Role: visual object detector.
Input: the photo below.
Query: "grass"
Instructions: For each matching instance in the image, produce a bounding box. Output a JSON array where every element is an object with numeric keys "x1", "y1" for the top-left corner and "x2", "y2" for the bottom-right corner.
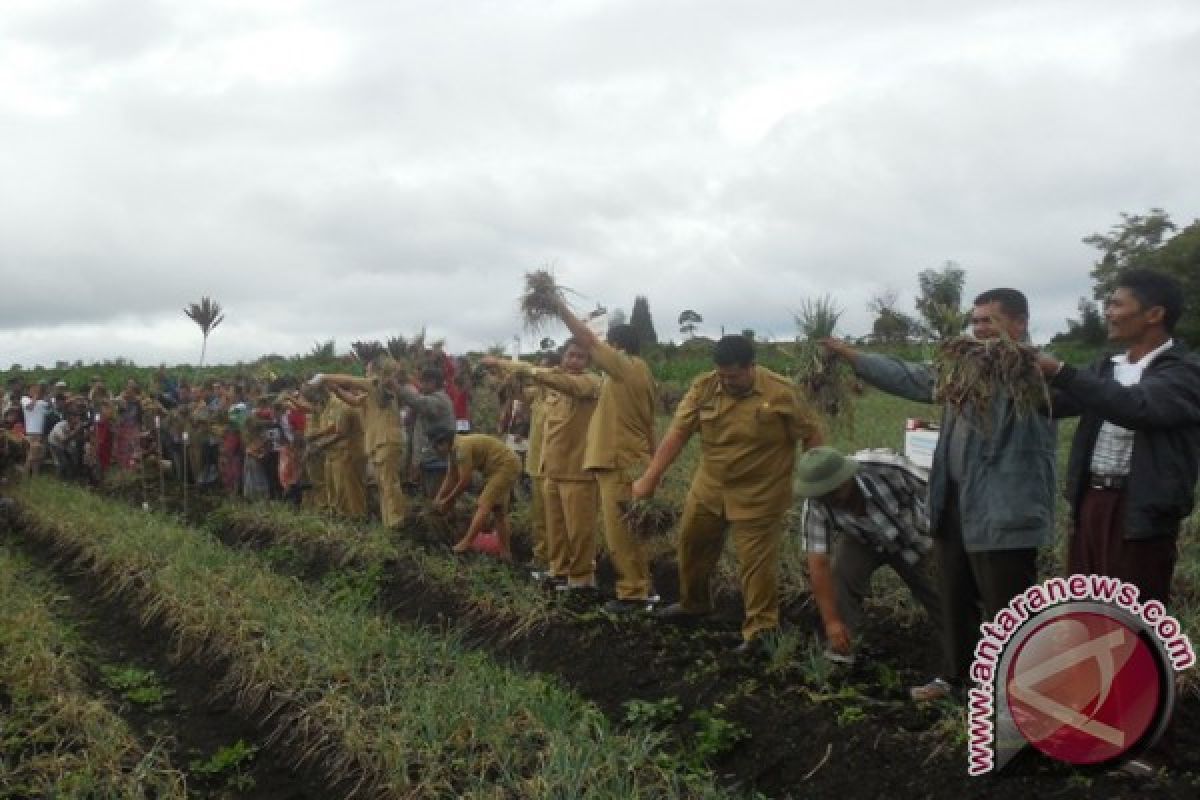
[
  {"x1": 209, "y1": 501, "x2": 560, "y2": 637},
  {"x1": 12, "y1": 479, "x2": 735, "y2": 799},
  {"x1": 0, "y1": 544, "x2": 186, "y2": 800}
]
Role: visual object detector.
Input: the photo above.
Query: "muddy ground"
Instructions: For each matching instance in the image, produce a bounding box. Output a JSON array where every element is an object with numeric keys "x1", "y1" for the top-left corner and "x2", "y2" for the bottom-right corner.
[{"x1": 22, "y1": 478, "x2": 1200, "y2": 799}]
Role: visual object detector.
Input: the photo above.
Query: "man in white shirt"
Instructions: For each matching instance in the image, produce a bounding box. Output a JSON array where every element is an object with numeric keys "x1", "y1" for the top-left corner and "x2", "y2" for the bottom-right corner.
[
  {"x1": 21, "y1": 382, "x2": 51, "y2": 477},
  {"x1": 1040, "y1": 269, "x2": 1200, "y2": 605}
]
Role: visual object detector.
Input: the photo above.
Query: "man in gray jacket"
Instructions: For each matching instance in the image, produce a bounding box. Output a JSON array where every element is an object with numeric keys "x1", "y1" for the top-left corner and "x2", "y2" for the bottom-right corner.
[{"x1": 823, "y1": 288, "x2": 1056, "y2": 701}]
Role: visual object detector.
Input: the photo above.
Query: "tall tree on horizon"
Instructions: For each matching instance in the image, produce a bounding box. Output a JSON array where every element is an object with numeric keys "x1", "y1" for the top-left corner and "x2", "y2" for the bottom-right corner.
[
  {"x1": 630, "y1": 295, "x2": 658, "y2": 346},
  {"x1": 184, "y1": 296, "x2": 225, "y2": 367}
]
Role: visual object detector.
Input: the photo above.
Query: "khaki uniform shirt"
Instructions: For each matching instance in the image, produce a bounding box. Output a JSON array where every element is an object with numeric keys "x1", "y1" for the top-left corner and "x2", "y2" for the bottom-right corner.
[
  {"x1": 325, "y1": 397, "x2": 363, "y2": 459},
  {"x1": 454, "y1": 434, "x2": 520, "y2": 479},
  {"x1": 517, "y1": 366, "x2": 601, "y2": 481},
  {"x1": 355, "y1": 380, "x2": 404, "y2": 454},
  {"x1": 673, "y1": 366, "x2": 822, "y2": 521},
  {"x1": 524, "y1": 386, "x2": 547, "y2": 477},
  {"x1": 582, "y1": 340, "x2": 656, "y2": 472}
]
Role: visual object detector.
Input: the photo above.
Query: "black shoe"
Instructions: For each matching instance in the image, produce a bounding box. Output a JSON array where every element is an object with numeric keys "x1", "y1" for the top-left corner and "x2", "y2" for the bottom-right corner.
[
  {"x1": 655, "y1": 602, "x2": 709, "y2": 622},
  {"x1": 733, "y1": 635, "x2": 773, "y2": 658},
  {"x1": 603, "y1": 598, "x2": 650, "y2": 615}
]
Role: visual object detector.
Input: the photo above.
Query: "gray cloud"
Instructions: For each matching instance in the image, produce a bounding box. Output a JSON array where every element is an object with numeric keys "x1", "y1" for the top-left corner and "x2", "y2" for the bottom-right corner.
[{"x1": 2, "y1": 1, "x2": 1199, "y2": 368}]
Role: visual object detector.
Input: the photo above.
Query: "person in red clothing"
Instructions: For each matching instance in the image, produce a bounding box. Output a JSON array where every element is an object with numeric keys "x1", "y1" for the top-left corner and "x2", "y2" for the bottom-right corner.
[
  {"x1": 434, "y1": 347, "x2": 473, "y2": 432},
  {"x1": 90, "y1": 401, "x2": 115, "y2": 482}
]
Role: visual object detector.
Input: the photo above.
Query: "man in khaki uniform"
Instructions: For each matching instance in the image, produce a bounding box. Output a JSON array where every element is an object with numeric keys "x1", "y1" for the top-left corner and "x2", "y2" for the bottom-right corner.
[
  {"x1": 432, "y1": 429, "x2": 522, "y2": 560},
  {"x1": 553, "y1": 301, "x2": 658, "y2": 613},
  {"x1": 486, "y1": 340, "x2": 602, "y2": 589},
  {"x1": 321, "y1": 392, "x2": 367, "y2": 519},
  {"x1": 320, "y1": 357, "x2": 408, "y2": 528},
  {"x1": 634, "y1": 335, "x2": 823, "y2": 649},
  {"x1": 296, "y1": 386, "x2": 333, "y2": 511},
  {"x1": 524, "y1": 382, "x2": 549, "y2": 571}
]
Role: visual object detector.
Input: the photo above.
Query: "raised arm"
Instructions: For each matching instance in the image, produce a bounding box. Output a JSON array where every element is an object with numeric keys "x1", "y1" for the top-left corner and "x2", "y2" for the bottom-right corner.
[{"x1": 821, "y1": 338, "x2": 935, "y2": 404}]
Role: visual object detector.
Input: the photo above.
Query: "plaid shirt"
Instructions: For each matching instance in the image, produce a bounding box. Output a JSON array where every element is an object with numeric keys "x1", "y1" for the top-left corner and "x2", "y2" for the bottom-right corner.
[
  {"x1": 1089, "y1": 339, "x2": 1174, "y2": 476},
  {"x1": 800, "y1": 451, "x2": 932, "y2": 566}
]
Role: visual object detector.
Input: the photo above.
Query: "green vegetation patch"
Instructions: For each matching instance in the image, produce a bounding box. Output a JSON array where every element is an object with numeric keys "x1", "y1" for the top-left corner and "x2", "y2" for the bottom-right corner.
[
  {"x1": 0, "y1": 544, "x2": 186, "y2": 800},
  {"x1": 14, "y1": 480, "x2": 734, "y2": 799}
]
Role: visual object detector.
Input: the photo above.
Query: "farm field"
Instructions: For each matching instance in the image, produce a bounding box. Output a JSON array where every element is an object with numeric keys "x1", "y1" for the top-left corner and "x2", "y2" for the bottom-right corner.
[{"x1": 2, "y1": 385, "x2": 1199, "y2": 799}]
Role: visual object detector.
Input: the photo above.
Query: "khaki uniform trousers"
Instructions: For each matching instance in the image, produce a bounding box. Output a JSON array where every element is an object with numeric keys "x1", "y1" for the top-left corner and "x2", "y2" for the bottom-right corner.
[
  {"x1": 329, "y1": 452, "x2": 367, "y2": 519},
  {"x1": 594, "y1": 468, "x2": 651, "y2": 600},
  {"x1": 545, "y1": 477, "x2": 599, "y2": 585},
  {"x1": 303, "y1": 454, "x2": 329, "y2": 511},
  {"x1": 530, "y1": 475, "x2": 550, "y2": 569},
  {"x1": 25, "y1": 434, "x2": 46, "y2": 478},
  {"x1": 372, "y1": 443, "x2": 407, "y2": 528},
  {"x1": 677, "y1": 493, "x2": 784, "y2": 641}
]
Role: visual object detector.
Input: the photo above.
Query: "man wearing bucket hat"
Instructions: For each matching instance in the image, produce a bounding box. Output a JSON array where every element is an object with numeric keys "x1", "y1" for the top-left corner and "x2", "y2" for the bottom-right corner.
[{"x1": 795, "y1": 446, "x2": 943, "y2": 665}]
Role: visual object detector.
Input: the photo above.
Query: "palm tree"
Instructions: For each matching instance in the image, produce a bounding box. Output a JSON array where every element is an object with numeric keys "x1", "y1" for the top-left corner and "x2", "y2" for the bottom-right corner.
[{"x1": 184, "y1": 296, "x2": 225, "y2": 367}]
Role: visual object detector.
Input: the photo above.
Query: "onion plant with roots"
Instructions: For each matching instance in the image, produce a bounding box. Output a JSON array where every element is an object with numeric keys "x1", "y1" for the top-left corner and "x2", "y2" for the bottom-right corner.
[
  {"x1": 519, "y1": 269, "x2": 573, "y2": 332},
  {"x1": 794, "y1": 295, "x2": 856, "y2": 431},
  {"x1": 932, "y1": 335, "x2": 1051, "y2": 431}
]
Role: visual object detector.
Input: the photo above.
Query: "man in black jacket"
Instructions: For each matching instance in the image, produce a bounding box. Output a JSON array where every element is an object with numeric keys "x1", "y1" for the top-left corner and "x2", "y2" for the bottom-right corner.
[{"x1": 1040, "y1": 269, "x2": 1200, "y2": 604}]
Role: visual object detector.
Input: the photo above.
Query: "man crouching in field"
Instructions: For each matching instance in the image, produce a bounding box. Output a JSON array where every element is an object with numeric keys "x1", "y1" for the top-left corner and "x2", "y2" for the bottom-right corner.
[{"x1": 796, "y1": 446, "x2": 943, "y2": 664}]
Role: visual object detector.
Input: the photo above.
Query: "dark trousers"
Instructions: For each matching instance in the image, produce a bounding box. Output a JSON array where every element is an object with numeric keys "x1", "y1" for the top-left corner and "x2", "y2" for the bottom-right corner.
[
  {"x1": 1068, "y1": 487, "x2": 1178, "y2": 606},
  {"x1": 936, "y1": 492, "x2": 1038, "y2": 683},
  {"x1": 832, "y1": 533, "x2": 944, "y2": 637}
]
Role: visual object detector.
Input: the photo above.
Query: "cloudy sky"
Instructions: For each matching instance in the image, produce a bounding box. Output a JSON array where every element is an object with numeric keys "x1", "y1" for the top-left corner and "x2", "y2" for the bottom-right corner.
[{"x1": 2, "y1": 0, "x2": 1199, "y2": 369}]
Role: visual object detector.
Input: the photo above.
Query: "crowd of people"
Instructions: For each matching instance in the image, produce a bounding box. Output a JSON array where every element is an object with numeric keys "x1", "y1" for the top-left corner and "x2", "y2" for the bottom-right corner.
[
  {"x1": 2, "y1": 269, "x2": 1198, "y2": 721},
  {"x1": 0, "y1": 349, "x2": 475, "y2": 514}
]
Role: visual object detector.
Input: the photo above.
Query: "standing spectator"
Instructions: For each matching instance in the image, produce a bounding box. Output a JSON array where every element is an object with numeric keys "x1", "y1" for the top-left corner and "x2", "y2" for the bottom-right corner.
[
  {"x1": 398, "y1": 366, "x2": 457, "y2": 498},
  {"x1": 87, "y1": 376, "x2": 109, "y2": 408},
  {"x1": 21, "y1": 382, "x2": 52, "y2": 477},
  {"x1": 320, "y1": 357, "x2": 407, "y2": 528},
  {"x1": 635, "y1": 335, "x2": 823, "y2": 651},
  {"x1": 522, "y1": 351, "x2": 560, "y2": 580},
  {"x1": 822, "y1": 288, "x2": 1057, "y2": 701},
  {"x1": 485, "y1": 340, "x2": 602, "y2": 589},
  {"x1": 552, "y1": 303, "x2": 660, "y2": 614},
  {"x1": 115, "y1": 380, "x2": 144, "y2": 470},
  {"x1": 48, "y1": 411, "x2": 89, "y2": 479},
  {"x1": 1039, "y1": 269, "x2": 1200, "y2": 605},
  {"x1": 90, "y1": 402, "x2": 115, "y2": 482}
]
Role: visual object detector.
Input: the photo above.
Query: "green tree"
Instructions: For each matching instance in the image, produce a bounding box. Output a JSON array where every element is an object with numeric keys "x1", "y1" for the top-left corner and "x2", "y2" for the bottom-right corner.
[
  {"x1": 1051, "y1": 298, "x2": 1107, "y2": 346},
  {"x1": 1083, "y1": 211, "x2": 1200, "y2": 346},
  {"x1": 914, "y1": 263, "x2": 969, "y2": 339},
  {"x1": 630, "y1": 295, "x2": 658, "y2": 346},
  {"x1": 677, "y1": 309, "x2": 703, "y2": 339},
  {"x1": 183, "y1": 296, "x2": 225, "y2": 367},
  {"x1": 1084, "y1": 209, "x2": 1176, "y2": 298},
  {"x1": 867, "y1": 289, "x2": 917, "y2": 344}
]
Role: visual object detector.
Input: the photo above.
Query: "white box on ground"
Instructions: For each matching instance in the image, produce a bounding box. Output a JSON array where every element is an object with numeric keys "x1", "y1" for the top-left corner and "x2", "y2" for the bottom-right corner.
[{"x1": 903, "y1": 419, "x2": 940, "y2": 470}]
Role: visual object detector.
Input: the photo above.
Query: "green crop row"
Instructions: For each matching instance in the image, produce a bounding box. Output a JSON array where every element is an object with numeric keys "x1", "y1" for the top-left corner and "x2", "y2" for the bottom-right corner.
[
  {"x1": 12, "y1": 479, "x2": 734, "y2": 799},
  {"x1": 0, "y1": 544, "x2": 186, "y2": 800},
  {"x1": 208, "y1": 501, "x2": 560, "y2": 638}
]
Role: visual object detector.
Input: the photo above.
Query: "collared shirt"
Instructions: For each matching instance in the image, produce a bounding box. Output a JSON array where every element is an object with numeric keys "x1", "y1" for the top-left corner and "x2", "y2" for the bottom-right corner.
[
  {"x1": 1089, "y1": 338, "x2": 1174, "y2": 476},
  {"x1": 801, "y1": 453, "x2": 932, "y2": 565},
  {"x1": 582, "y1": 340, "x2": 657, "y2": 472},
  {"x1": 523, "y1": 385, "x2": 548, "y2": 477},
  {"x1": 21, "y1": 397, "x2": 50, "y2": 435},
  {"x1": 519, "y1": 365, "x2": 601, "y2": 481},
  {"x1": 673, "y1": 366, "x2": 822, "y2": 521}
]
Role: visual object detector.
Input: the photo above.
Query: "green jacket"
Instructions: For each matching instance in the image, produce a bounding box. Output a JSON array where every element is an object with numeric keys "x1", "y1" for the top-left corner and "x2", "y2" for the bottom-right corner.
[{"x1": 854, "y1": 353, "x2": 1057, "y2": 553}]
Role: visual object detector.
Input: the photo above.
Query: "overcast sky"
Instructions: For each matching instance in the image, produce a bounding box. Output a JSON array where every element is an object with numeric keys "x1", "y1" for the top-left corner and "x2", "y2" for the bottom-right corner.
[{"x1": 2, "y1": 0, "x2": 1199, "y2": 369}]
